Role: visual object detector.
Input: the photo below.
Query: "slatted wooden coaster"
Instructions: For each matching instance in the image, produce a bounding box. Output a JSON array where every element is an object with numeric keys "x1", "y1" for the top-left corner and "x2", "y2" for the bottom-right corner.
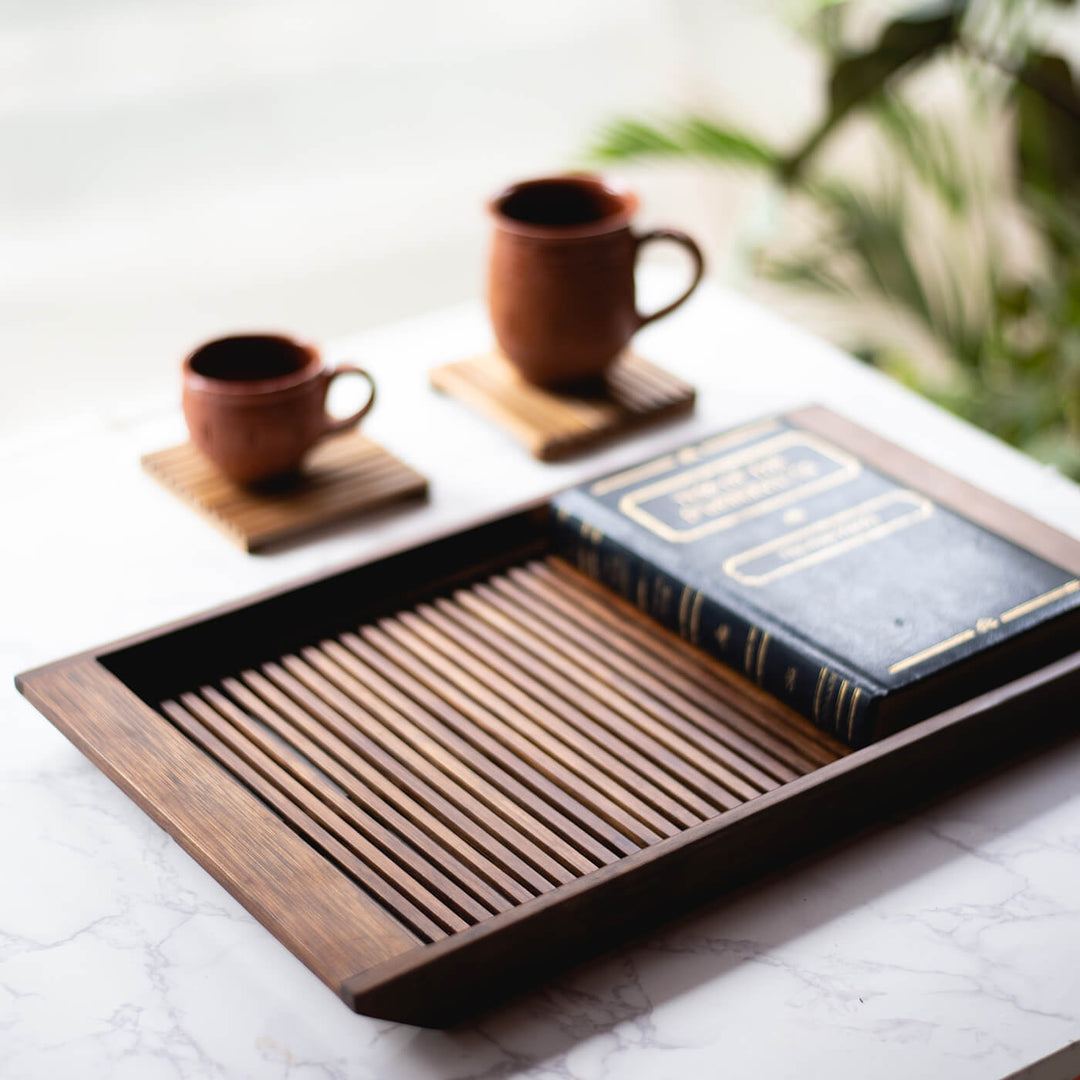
[
  {"x1": 141, "y1": 432, "x2": 427, "y2": 552},
  {"x1": 430, "y1": 350, "x2": 695, "y2": 460}
]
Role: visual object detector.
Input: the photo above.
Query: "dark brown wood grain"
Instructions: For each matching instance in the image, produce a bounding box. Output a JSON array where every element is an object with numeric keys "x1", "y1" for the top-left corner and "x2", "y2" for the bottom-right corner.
[
  {"x1": 343, "y1": 650, "x2": 1080, "y2": 1025},
  {"x1": 429, "y1": 351, "x2": 695, "y2": 460},
  {"x1": 17, "y1": 405, "x2": 1080, "y2": 1027},
  {"x1": 16, "y1": 656, "x2": 419, "y2": 993}
]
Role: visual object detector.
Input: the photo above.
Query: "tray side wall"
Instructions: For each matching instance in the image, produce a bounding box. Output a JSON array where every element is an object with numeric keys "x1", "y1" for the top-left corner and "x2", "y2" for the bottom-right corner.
[
  {"x1": 16, "y1": 405, "x2": 1080, "y2": 1027},
  {"x1": 16, "y1": 658, "x2": 421, "y2": 995},
  {"x1": 343, "y1": 652, "x2": 1080, "y2": 1025}
]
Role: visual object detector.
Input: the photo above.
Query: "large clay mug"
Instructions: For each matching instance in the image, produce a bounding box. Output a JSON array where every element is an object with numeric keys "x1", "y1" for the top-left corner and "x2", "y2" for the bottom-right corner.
[
  {"x1": 181, "y1": 333, "x2": 376, "y2": 484},
  {"x1": 487, "y1": 174, "x2": 705, "y2": 386}
]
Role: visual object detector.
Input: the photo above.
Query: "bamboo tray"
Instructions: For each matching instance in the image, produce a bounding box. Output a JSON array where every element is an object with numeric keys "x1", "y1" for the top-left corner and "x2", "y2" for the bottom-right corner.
[{"x1": 17, "y1": 472, "x2": 1080, "y2": 1028}]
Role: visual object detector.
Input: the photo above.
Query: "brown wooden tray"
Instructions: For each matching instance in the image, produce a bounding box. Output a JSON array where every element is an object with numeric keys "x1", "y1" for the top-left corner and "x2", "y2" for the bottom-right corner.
[{"x1": 18, "y1": 409, "x2": 1080, "y2": 1027}]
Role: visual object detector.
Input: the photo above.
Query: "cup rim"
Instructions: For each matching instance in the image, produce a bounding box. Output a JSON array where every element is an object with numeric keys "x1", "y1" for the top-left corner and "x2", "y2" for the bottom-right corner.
[
  {"x1": 488, "y1": 174, "x2": 638, "y2": 239},
  {"x1": 182, "y1": 333, "x2": 321, "y2": 396}
]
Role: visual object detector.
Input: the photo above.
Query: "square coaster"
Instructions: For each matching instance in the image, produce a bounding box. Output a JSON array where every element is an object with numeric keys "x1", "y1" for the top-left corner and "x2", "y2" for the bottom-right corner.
[
  {"x1": 141, "y1": 432, "x2": 428, "y2": 552},
  {"x1": 429, "y1": 351, "x2": 695, "y2": 461}
]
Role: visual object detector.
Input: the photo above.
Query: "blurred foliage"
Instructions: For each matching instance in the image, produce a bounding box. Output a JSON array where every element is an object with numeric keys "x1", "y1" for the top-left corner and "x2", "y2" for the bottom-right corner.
[{"x1": 590, "y1": 0, "x2": 1080, "y2": 477}]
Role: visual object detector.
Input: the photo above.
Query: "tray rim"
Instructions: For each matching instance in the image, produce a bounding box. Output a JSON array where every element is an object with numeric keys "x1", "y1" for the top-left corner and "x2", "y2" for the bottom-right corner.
[
  {"x1": 15, "y1": 496, "x2": 553, "y2": 687},
  {"x1": 15, "y1": 653, "x2": 422, "y2": 999},
  {"x1": 20, "y1": 630, "x2": 1080, "y2": 1025},
  {"x1": 16, "y1": 403, "x2": 1080, "y2": 1025},
  {"x1": 339, "y1": 648, "x2": 1080, "y2": 1020}
]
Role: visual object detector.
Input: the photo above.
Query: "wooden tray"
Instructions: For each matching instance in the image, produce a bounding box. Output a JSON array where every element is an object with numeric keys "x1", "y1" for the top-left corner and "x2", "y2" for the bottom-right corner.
[
  {"x1": 19, "y1": 420, "x2": 1080, "y2": 1027},
  {"x1": 430, "y1": 351, "x2": 695, "y2": 460},
  {"x1": 142, "y1": 434, "x2": 428, "y2": 551}
]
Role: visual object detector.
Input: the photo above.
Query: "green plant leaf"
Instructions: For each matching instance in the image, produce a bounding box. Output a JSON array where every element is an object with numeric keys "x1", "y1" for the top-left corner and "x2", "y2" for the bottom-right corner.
[
  {"x1": 829, "y1": 6, "x2": 961, "y2": 112},
  {"x1": 874, "y1": 94, "x2": 968, "y2": 212},
  {"x1": 1014, "y1": 51, "x2": 1080, "y2": 199},
  {"x1": 588, "y1": 117, "x2": 779, "y2": 169},
  {"x1": 675, "y1": 118, "x2": 780, "y2": 166},
  {"x1": 588, "y1": 119, "x2": 682, "y2": 160},
  {"x1": 783, "y1": 2, "x2": 963, "y2": 179},
  {"x1": 759, "y1": 253, "x2": 855, "y2": 297},
  {"x1": 808, "y1": 179, "x2": 936, "y2": 329}
]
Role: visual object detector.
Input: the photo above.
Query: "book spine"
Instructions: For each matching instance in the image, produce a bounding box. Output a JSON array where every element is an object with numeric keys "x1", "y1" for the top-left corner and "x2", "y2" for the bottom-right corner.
[{"x1": 552, "y1": 505, "x2": 879, "y2": 747}]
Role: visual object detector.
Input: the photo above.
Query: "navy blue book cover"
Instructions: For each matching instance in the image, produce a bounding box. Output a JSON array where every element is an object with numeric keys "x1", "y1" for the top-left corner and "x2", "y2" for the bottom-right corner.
[{"x1": 551, "y1": 413, "x2": 1080, "y2": 746}]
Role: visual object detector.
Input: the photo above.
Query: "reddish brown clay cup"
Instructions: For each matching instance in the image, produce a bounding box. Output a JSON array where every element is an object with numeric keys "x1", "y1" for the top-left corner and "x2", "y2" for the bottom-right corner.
[
  {"x1": 487, "y1": 174, "x2": 705, "y2": 386},
  {"x1": 181, "y1": 334, "x2": 376, "y2": 484}
]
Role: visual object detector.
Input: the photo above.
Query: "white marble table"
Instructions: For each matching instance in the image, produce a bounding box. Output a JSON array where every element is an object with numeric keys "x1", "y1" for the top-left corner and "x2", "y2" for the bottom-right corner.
[{"x1": 4, "y1": 278, "x2": 1080, "y2": 1079}]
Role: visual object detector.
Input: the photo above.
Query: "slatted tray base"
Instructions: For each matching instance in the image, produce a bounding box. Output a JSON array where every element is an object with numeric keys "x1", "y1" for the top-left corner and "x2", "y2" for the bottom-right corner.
[
  {"x1": 430, "y1": 351, "x2": 695, "y2": 460},
  {"x1": 141, "y1": 433, "x2": 428, "y2": 551},
  {"x1": 158, "y1": 556, "x2": 846, "y2": 944}
]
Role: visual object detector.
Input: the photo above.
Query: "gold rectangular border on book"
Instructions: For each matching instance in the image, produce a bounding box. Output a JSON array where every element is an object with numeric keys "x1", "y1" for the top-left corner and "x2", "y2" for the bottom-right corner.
[
  {"x1": 789, "y1": 406, "x2": 1080, "y2": 578},
  {"x1": 617, "y1": 430, "x2": 861, "y2": 544},
  {"x1": 723, "y1": 490, "x2": 933, "y2": 587}
]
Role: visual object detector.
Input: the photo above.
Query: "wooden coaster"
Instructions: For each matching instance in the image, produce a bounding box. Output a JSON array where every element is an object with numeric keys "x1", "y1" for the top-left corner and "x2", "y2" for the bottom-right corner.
[
  {"x1": 141, "y1": 433, "x2": 428, "y2": 552},
  {"x1": 430, "y1": 351, "x2": 695, "y2": 461}
]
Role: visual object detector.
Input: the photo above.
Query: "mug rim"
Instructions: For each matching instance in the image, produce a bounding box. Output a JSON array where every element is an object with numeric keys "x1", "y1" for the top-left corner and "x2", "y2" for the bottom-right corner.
[
  {"x1": 488, "y1": 174, "x2": 639, "y2": 240},
  {"x1": 182, "y1": 333, "x2": 321, "y2": 397}
]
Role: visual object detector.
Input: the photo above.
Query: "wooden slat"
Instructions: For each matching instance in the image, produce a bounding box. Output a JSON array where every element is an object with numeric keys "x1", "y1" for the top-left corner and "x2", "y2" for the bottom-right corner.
[
  {"x1": 429, "y1": 351, "x2": 695, "y2": 461},
  {"x1": 374, "y1": 615, "x2": 661, "y2": 848},
  {"x1": 544, "y1": 557, "x2": 848, "y2": 764},
  {"x1": 216, "y1": 676, "x2": 531, "y2": 907},
  {"x1": 161, "y1": 699, "x2": 450, "y2": 941},
  {"x1": 271, "y1": 652, "x2": 589, "y2": 883},
  {"x1": 430, "y1": 594, "x2": 739, "y2": 815},
  {"x1": 454, "y1": 586, "x2": 758, "y2": 807},
  {"x1": 192, "y1": 686, "x2": 505, "y2": 922},
  {"x1": 314, "y1": 637, "x2": 615, "y2": 872},
  {"x1": 499, "y1": 567, "x2": 801, "y2": 785},
  {"x1": 415, "y1": 600, "x2": 710, "y2": 826},
  {"x1": 241, "y1": 663, "x2": 559, "y2": 895},
  {"x1": 177, "y1": 691, "x2": 477, "y2": 932},
  {"x1": 524, "y1": 562, "x2": 822, "y2": 775},
  {"x1": 141, "y1": 433, "x2": 428, "y2": 551},
  {"x1": 470, "y1": 579, "x2": 780, "y2": 798},
  {"x1": 398, "y1": 607, "x2": 689, "y2": 837}
]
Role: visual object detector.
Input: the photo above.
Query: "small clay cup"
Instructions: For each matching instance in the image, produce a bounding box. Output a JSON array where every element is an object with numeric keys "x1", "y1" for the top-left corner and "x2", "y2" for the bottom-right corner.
[
  {"x1": 487, "y1": 174, "x2": 705, "y2": 386},
  {"x1": 181, "y1": 334, "x2": 376, "y2": 484}
]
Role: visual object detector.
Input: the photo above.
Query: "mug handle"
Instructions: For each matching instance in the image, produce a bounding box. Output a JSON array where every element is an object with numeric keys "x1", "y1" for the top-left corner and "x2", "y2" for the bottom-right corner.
[
  {"x1": 633, "y1": 229, "x2": 706, "y2": 328},
  {"x1": 320, "y1": 364, "x2": 376, "y2": 438}
]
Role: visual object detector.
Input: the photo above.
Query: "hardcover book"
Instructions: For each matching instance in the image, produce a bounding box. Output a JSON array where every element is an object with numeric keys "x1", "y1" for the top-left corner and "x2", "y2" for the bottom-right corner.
[{"x1": 551, "y1": 406, "x2": 1080, "y2": 747}]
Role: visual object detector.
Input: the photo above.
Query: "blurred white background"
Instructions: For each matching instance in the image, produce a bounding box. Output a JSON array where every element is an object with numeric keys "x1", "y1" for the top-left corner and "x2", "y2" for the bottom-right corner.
[{"x1": 1, "y1": 0, "x2": 824, "y2": 441}]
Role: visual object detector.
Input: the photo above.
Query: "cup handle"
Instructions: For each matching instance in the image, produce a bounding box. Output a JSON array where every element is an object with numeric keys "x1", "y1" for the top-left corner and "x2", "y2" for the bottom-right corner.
[
  {"x1": 633, "y1": 229, "x2": 706, "y2": 328},
  {"x1": 320, "y1": 364, "x2": 376, "y2": 438}
]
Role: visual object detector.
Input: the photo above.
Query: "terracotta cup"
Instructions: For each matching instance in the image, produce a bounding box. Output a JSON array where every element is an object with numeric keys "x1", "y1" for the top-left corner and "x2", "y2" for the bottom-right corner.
[
  {"x1": 181, "y1": 334, "x2": 376, "y2": 484},
  {"x1": 487, "y1": 174, "x2": 705, "y2": 386}
]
